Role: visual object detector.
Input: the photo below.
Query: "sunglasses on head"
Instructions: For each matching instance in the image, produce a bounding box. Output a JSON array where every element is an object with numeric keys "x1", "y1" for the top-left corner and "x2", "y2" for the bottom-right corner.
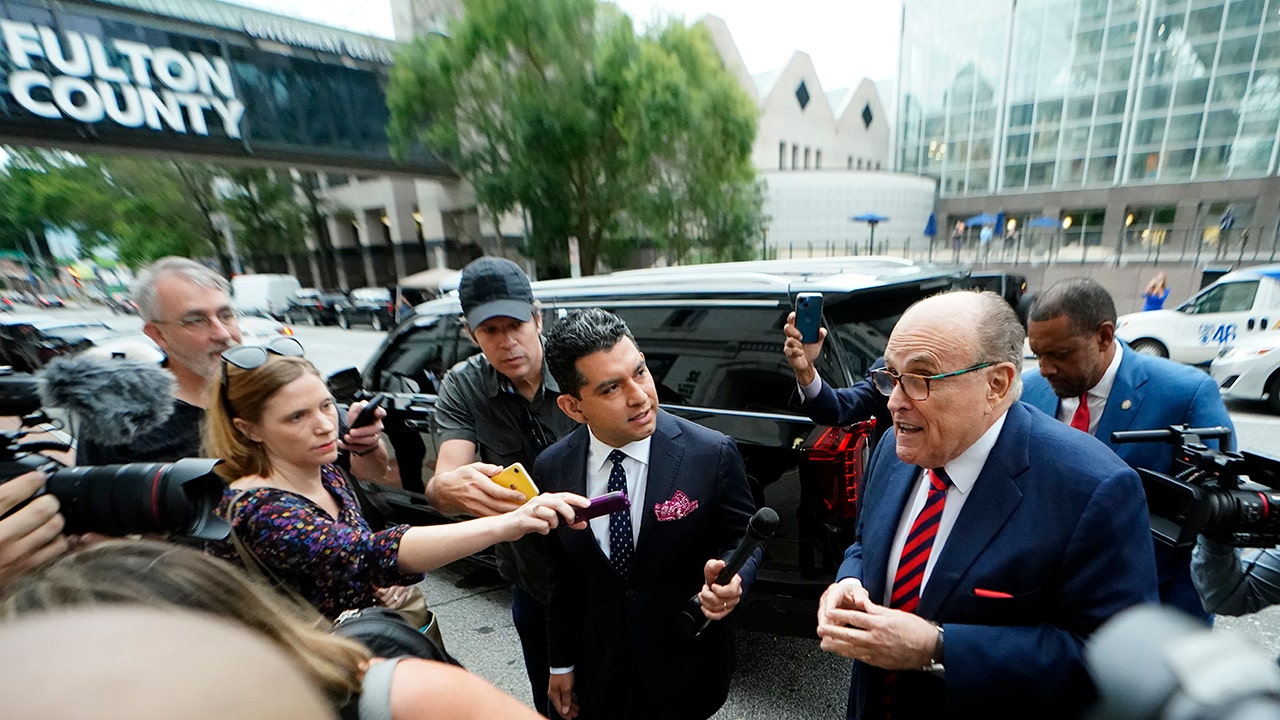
[{"x1": 219, "y1": 336, "x2": 306, "y2": 417}]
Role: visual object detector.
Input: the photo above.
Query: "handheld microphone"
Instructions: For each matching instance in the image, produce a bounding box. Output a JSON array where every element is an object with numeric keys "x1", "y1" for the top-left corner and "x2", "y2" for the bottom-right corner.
[
  {"x1": 39, "y1": 355, "x2": 176, "y2": 445},
  {"x1": 677, "y1": 506, "x2": 779, "y2": 638}
]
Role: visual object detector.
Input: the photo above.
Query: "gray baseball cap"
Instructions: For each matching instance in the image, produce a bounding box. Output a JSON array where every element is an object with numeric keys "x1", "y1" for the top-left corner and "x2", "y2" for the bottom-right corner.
[{"x1": 458, "y1": 257, "x2": 535, "y2": 328}]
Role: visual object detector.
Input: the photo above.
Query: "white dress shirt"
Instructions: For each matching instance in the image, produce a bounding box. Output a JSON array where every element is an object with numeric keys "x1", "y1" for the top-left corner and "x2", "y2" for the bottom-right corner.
[
  {"x1": 1055, "y1": 344, "x2": 1124, "y2": 434},
  {"x1": 882, "y1": 412, "x2": 1008, "y2": 605},
  {"x1": 585, "y1": 430, "x2": 651, "y2": 556}
]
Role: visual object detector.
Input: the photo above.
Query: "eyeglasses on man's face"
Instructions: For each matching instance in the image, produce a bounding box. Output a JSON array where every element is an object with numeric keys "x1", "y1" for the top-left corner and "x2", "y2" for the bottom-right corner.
[
  {"x1": 219, "y1": 336, "x2": 306, "y2": 417},
  {"x1": 160, "y1": 309, "x2": 242, "y2": 332},
  {"x1": 870, "y1": 362, "x2": 994, "y2": 401}
]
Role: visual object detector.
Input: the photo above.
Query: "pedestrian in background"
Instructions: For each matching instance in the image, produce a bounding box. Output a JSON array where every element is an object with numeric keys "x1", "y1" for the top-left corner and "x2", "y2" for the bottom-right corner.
[{"x1": 1142, "y1": 272, "x2": 1169, "y2": 311}]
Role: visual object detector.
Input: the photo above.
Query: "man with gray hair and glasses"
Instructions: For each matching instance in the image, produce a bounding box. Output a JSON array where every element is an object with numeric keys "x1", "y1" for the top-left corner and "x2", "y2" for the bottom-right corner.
[
  {"x1": 817, "y1": 291, "x2": 1156, "y2": 719},
  {"x1": 79, "y1": 258, "x2": 384, "y2": 473}
]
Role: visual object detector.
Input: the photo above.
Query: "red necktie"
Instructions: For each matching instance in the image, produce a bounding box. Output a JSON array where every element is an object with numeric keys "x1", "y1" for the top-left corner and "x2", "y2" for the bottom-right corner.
[
  {"x1": 883, "y1": 468, "x2": 952, "y2": 718},
  {"x1": 889, "y1": 468, "x2": 952, "y2": 613},
  {"x1": 1070, "y1": 394, "x2": 1091, "y2": 433}
]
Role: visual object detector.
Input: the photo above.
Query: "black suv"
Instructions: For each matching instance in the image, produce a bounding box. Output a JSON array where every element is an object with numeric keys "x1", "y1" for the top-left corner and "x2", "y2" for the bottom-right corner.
[
  {"x1": 340, "y1": 257, "x2": 964, "y2": 635},
  {"x1": 285, "y1": 290, "x2": 350, "y2": 326}
]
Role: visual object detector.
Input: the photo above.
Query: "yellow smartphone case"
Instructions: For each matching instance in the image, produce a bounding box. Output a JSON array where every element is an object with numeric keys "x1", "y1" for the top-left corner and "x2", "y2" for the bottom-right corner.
[{"x1": 491, "y1": 462, "x2": 539, "y2": 502}]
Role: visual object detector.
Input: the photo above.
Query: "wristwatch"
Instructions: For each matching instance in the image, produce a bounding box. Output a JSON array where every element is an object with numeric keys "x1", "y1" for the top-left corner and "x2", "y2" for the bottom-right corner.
[{"x1": 922, "y1": 623, "x2": 945, "y2": 677}]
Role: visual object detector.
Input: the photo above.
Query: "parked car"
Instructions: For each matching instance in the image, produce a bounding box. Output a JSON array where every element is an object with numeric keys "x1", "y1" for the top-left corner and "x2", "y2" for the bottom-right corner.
[
  {"x1": 1117, "y1": 264, "x2": 1280, "y2": 365},
  {"x1": 337, "y1": 287, "x2": 395, "y2": 331},
  {"x1": 285, "y1": 290, "x2": 350, "y2": 326},
  {"x1": 1210, "y1": 333, "x2": 1280, "y2": 413},
  {"x1": 334, "y1": 256, "x2": 965, "y2": 635},
  {"x1": 0, "y1": 317, "x2": 113, "y2": 372}
]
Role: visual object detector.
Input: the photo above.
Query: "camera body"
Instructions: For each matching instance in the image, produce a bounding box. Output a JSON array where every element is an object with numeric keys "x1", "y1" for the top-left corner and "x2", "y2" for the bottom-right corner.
[
  {"x1": 0, "y1": 371, "x2": 228, "y2": 541},
  {"x1": 1113, "y1": 425, "x2": 1280, "y2": 548}
]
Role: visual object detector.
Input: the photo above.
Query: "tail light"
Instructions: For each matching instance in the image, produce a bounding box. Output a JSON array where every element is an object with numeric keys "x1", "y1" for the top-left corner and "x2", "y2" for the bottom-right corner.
[{"x1": 803, "y1": 420, "x2": 874, "y2": 519}]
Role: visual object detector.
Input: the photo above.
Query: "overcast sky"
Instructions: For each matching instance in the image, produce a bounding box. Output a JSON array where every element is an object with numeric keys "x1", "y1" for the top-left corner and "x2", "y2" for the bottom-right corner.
[{"x1": 228, "y1": 0, "x2": 902, "y2": 88}]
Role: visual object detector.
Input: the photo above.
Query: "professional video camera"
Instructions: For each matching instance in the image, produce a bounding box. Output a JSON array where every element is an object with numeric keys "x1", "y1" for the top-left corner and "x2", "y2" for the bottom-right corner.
[
  {"x1": 0, "y1": 366, "x2": 228, "y2": 541},
  {"x1": 1112, "y1": 425, "x2": 1280, "y2": 549}
]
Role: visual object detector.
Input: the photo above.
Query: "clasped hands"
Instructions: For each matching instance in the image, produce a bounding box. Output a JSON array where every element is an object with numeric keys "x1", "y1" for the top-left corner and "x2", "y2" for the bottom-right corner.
[{"x1": 816, "y1": 578, "x2": 938, "y2": 670}]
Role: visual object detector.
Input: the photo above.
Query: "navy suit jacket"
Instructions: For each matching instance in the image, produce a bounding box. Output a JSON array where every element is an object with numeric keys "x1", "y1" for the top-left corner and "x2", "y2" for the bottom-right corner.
[
  {"x1": 839, "y1": 402, "x2": 1158, "y2": 720},
  {"x1": 1022, "y1": 344, "x2": 1234, "y2": 618},
  {"x1": 538, "y1": 411, "x2": 758, "y2": 720}
]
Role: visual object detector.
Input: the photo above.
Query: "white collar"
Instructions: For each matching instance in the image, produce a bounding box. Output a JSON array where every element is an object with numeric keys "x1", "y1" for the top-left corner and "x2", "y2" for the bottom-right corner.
[
  {"x1": 587, "y1": 429, "x2": 653, "y2": 473},
  {"x1": 937, "y1": 411, "x2": 1009, "y2": 496},
  {"x1": 1088, "y1": 343, "x2": 1124, "y2": 402}
]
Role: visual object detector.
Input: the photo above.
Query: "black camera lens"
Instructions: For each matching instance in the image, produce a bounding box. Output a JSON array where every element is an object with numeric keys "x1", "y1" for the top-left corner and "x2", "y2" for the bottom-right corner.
[{"x1": 44, "y1": 458, "x2": 229, "y2": 541}]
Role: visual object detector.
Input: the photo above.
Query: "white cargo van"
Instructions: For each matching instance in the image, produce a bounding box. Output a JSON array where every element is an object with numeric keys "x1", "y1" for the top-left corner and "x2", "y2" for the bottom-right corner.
[
  {"x1": 231, "y1": 274, "x2": 302, "y2": 320},
  {"x1": 1116, "y1": 264, "x2": 1280, "y2": 366}
]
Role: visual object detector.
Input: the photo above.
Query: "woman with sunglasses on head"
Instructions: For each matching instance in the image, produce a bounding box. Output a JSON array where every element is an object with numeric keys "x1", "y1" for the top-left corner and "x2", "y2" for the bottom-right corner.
[
  {"x1": 2, "y1": 540, "x2": 545, "y2": 720},
  {"x1": 203, "y1": 338, "x2": 589, "y2": 620}
]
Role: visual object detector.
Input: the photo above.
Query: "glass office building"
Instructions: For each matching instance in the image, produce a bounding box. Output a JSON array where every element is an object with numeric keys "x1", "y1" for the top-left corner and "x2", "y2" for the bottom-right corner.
[{"x1": 898, "y1": 0, "x2": 1280, "y2": 254}]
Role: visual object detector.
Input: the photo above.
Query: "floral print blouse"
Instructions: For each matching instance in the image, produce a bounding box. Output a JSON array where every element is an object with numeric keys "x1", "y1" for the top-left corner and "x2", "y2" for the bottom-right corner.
[{"x1": 208, "y1": 464, "x2": 421, "y2": 619}]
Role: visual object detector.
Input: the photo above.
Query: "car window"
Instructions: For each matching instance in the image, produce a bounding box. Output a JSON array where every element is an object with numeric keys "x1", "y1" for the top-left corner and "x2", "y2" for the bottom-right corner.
[
  {"x1": 373, "y1": 315, "x2": 480, "y2": 394},
  {"x1": 1189, "y1": 280, "x2": 1258, "y2": 314},
  {"x1": 589, "y1": 303, "x2": 812, "y2": 415}
]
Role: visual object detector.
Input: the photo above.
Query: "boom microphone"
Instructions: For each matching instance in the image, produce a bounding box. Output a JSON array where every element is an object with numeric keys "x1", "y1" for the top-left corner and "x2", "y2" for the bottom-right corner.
[
  {"x1": 677, "y1": 506, "x2": 779, "y2": 638},
  {"x1": 38, "y1": 355, "x2": 175, "y2": 445}
]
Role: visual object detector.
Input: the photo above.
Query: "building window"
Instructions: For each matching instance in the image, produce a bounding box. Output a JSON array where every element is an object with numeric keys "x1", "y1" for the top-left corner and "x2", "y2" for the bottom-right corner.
[
  {"x1": 847, "y1": 156, "x2": 853, "y2": 169},
  {"x1": 796, "y1": 80, "x2": 811, "y2": 110},
  {"x1": 804, "y1": 147, "x2": 811, "y2": 169},
  {"x1": 815, "y1": 150, "x2": 822, "y2": 169},
  {"x1": 792, "y1": 144, "x2": 798, "y2": 169},
  {"x1": 779, "y1": 141, "x2": 786, "y2": 170},
  {"x1": 875, "y1": 161, "x2": 881, "y2": 170},
  {"x1": 857, "y1": 158, "x2": 863, "y2": 169}
]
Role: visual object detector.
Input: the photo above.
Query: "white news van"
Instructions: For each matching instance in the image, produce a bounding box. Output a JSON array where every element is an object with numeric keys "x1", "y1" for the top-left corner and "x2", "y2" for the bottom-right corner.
[
  {"x1": 231, "y1": 274, "x2": 301, "y2": 320},
  {"x1": 1116, "y1": 264, "x2": 1280, "y2": 366}
]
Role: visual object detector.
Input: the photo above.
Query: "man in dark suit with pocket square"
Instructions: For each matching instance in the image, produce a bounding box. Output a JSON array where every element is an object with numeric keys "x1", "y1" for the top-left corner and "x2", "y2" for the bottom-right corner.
[
  {"x1": 537, "y1": 308, "x2": 759, "y2": 720},
  {"x1": 817, "y1": 291, "x2": 1157, "y2": 720}
]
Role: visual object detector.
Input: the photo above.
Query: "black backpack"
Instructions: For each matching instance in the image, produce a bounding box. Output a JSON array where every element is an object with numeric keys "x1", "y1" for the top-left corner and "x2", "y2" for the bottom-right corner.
[{"x1": 331, "y1": 606, "x2": 460, "y2": 666}]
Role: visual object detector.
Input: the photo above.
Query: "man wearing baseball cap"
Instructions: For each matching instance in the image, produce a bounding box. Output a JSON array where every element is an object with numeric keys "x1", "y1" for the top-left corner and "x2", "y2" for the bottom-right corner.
[{"x1": 427, "y1": 256, "x2": 578, "y2": 717}]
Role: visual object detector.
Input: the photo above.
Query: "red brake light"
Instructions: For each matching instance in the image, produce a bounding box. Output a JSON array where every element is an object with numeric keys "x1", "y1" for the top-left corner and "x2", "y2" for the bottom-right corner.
[{"x1": 804, "y1": 420, "x2": 874, "y2": 519}]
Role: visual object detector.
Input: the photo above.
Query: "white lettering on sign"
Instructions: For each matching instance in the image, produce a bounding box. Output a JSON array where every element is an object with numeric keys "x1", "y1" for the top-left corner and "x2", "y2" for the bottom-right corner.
[{"x1": 0, "y1": 19, "x2": 246, "y2": 138}]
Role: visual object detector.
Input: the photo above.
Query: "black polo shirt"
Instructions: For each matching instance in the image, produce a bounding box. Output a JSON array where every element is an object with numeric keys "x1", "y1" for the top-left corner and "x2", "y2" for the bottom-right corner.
[{"x1": 434, "y1": 352, "x2": 577, "y2": 602}]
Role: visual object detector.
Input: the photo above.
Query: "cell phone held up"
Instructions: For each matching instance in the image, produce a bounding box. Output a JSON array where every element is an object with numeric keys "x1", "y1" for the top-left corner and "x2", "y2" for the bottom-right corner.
[
  {"x1": 794, "y1": 292, "x2": 824, "y2": 344},
  {"x1": 571, "y1": 490, "x2": 630, "y2": 524},
  {"x1": 490, "y1": 462, "x2": 540, "y2": 502},
  {"x1": 349, "y1": 393, "x2": 387, "y2": 429}
]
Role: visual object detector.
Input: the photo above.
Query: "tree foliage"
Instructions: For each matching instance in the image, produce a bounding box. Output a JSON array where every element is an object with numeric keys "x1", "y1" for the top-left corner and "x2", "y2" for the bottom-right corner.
[{"x1": 387, "y1": 0, "x2": 763, "y2": 275}]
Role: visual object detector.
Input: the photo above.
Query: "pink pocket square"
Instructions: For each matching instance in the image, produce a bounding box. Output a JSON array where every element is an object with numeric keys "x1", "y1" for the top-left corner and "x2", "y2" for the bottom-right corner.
[{"x1": 654, "y1": 491, "x2": 699, "y2": 522}]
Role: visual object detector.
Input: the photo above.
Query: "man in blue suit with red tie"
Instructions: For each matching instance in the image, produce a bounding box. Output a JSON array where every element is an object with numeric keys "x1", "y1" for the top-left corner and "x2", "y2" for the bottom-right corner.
[
  {"x1": 1023, "y1": 277, "x2": 1234, "y2": 621},
  {"x1": 816, "y1": 291, "x2": 1157, "y2": 720}
]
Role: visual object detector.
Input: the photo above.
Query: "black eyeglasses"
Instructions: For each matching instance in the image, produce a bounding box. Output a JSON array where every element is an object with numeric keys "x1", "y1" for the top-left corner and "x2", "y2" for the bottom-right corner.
[
  {"x1": 219, "y1": 337, "x2": 306, "y2": 417},
  {"x1": 870, "y1": 362, "x2": 994, "y2": 401}
]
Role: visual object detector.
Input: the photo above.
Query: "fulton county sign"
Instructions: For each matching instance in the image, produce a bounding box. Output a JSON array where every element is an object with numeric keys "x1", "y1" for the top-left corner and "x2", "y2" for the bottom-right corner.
[
  {"x1": 0, "y1": 0, "x2": 448, "y2": 176},
  {"x1": 3, "y1": 19, "x2": 246, "y2": 138}
]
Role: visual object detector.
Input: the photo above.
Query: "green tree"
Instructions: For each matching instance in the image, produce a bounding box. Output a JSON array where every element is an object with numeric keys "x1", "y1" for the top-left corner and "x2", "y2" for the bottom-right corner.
[
  {"x1": 219, "y1": 167, "x2": 309, "y2": 271},
  {"x1": 387, "y1": 0, "x2": 763, "y2": 275}
]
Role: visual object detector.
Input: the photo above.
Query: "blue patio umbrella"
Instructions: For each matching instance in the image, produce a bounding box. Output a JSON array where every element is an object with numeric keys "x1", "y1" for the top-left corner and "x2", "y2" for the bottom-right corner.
[
  {"x1": 995, "y1": 211, "x2": 1007, "y2": 234},
  {"x1": 850, "y1": 213, "x2": 889, "y2": 254},
  {"x1": 924, "y1": 213, "x2": 938, "y2": 237},
  {"x1": 965, "y1": 213, "x2": 998, "y2": 226},
  {"x1": 1026, "y1": 216, "x2": 1060, "y2": 228}
]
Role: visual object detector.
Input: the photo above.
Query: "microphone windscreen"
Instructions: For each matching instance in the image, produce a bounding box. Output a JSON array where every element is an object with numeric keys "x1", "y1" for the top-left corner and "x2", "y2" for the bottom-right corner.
[
  {"x1": 39, "y1": 355, "x2": 176, "y2": 445},
  {"x1": 748, "y1": 507, "x2": 780, "y2": 538}
]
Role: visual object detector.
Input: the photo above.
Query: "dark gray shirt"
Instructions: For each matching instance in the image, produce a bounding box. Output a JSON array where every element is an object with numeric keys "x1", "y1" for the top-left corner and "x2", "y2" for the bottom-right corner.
[{"x1": 433, "y1": 352, "x2": 577, "y2": 602}]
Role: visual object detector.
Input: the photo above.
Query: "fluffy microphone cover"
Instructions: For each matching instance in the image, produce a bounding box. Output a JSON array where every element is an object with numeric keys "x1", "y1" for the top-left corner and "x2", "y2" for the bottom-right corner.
[{"x1": 38, "y1": 355, "x2": 176, "y2": 445}]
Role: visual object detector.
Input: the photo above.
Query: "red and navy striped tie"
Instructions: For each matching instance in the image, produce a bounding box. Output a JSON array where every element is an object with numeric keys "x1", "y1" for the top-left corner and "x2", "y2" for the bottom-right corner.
[
  {"x1": 883, "y1": 467, "x2": 951, "y2": 718},
  {"x1": 890, "y1": 468, "x2": 952, "y2": 612}
]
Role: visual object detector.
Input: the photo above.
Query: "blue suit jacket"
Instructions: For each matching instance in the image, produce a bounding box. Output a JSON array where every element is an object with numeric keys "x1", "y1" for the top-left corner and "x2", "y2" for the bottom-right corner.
[
  {"x1": 538, "y1": 411, "x2": 758, "y2": 720},
  {"x1": 839, "y1": 402, "x2": 1158, "y2": 720},
  {"x1": 1022, "y1": 345, "x2": 1234, "y2": 618}
]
